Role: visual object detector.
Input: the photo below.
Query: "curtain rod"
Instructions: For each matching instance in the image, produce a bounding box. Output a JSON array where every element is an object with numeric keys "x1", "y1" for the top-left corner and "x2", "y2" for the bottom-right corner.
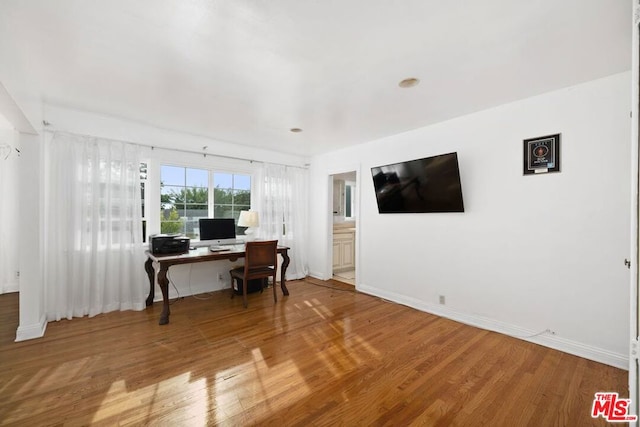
[
  {"x1": 148, "y1": 144, "x2": 308, "y2": 170},
  {"x1": 45, "y1": 128, "x2": 308, "y2": 169}
]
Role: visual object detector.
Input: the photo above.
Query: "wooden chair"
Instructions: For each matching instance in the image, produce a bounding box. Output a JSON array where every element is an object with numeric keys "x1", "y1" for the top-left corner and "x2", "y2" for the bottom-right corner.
[{"x1": 230, "y1": 240, "x2": 278, "y2": 308}]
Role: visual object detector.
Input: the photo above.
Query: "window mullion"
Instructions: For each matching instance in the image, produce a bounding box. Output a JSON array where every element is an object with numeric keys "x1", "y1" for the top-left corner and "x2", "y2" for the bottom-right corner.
[
  {"x1": 209, "y1": 169, "x2": 214, "y2": 217},
  {"x1": 182, "y1": 168, "x2": 187, "y2": 235}
]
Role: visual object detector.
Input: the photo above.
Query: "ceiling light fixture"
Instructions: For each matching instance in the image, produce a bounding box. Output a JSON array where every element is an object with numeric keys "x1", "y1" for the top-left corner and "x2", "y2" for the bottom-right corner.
[
  {"x1": 290, "y1": 128, "x2": 303, "y2": 133},
  {"x1": 399, "y1": 77, "x2": 420, "y2": 88}
]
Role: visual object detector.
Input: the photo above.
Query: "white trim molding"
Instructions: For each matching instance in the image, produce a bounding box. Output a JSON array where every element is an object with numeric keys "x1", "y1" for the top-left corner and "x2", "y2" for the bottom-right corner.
[
  {"x1": 358, "y1": 283, "x2": 628, "y2": 370},
  {"x1": 15, "y1": 314, "x2": 47, "y2": 342}
]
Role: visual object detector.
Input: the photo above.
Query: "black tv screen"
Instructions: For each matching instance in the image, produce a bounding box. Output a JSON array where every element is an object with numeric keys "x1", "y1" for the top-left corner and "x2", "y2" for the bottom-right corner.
[{"x1": 371, "y1": 152, "x2": 464, "y2": 213}]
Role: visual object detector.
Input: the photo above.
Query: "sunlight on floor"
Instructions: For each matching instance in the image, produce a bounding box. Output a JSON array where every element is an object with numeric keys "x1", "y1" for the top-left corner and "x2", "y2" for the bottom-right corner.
[
  {"x1": 303, "y1": 298, "x2": 335, "y2": 320},
  {"x1": 211, "y1": 347, "x2": 311, "y2": 424},
  {"x1": 15, "y1": 357, "x2": 92, "y2": 397},
  {"x1": 91, "y1": 374, "x2": 209, "y2": 425},
  {"x1": 94, "y1": 294, "x2": 371, "y2": 425}
]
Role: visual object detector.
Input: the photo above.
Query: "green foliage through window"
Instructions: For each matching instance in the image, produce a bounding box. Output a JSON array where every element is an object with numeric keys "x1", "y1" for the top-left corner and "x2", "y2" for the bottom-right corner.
[
  {"x1": 160, "y1": 207, "x2": 184, "y2": 234},
  {"x1": 159, "y1": 166, "x2": 251, "y2": 238}
]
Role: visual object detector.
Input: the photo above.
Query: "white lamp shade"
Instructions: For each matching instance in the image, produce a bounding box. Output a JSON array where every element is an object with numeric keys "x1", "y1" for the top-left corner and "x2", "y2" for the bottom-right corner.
[{"x1": 238, "y1": 210, "x2": 259, "y2": 228}]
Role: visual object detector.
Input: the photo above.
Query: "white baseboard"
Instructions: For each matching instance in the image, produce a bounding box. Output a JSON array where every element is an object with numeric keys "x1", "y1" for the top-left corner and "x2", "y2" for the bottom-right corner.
[
  {"x1": 308, "y1": 270, "x2": 330, "y2": 281},
  {"x1": 15, "y1": 314, "x2": 47, "y2": 342},
  {"x1": 357, "y1": 283, "x2": 628, "y2": 370}
]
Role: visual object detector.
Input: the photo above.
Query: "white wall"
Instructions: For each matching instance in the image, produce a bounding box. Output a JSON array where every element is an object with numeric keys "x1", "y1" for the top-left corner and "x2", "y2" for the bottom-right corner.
[
  {"x1": 308, "y1": 72, "x2": 631, "y2": 368},
  {"x1": 0, "y1": 127, "x2": 20, "y2": 293},
  {"x1": 0, "y1": 81, "x2": 46, "y2": 341},
  {"x1": 16, "y1": 132, "x2": 46, "y2": 341},
  {"x1": 0, "y1": 77, "x2": 45, "y2": 341}
]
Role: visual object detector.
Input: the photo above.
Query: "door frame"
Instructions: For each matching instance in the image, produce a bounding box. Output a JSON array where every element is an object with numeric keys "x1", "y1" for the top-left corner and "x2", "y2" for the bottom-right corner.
[
  {"x1": 630, "y1": 0, "x2": 639, "y2": 414},
  {"x1": 325, "y1": 165, "x2": 360, "y2": 284}
]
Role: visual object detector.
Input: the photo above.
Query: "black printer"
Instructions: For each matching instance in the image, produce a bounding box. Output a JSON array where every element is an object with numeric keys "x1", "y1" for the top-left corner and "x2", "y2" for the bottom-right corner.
[{"x1": 149, "y1": 234, "x2": 190, "y2": 255}]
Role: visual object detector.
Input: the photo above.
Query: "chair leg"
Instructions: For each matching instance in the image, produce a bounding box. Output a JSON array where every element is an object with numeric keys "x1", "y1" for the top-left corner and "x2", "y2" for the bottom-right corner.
[
  {"x1": 272, "y1": 273, "x2": 277, "y2": 303},
  {"x1": 230, "y1": 274, "x2": 235, "y2": 299},
  {"x1": 243, "y1": 277, "x2": 248, "y2": 308}
]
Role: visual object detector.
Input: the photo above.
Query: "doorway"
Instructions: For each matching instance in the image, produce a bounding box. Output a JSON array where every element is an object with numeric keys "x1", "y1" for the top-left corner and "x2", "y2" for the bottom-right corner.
[{"x1": 331, "y1": 171, "x2": 357, "y2": 285}]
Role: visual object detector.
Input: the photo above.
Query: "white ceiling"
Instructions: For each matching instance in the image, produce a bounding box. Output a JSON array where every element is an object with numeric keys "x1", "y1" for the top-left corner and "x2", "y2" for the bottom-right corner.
[{"x1": 0, "y1": 0, "x2": 631, "y2": 157}]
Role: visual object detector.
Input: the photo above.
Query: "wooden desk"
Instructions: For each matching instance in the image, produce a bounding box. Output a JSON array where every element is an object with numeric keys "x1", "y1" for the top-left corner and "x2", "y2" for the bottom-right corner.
[{"x1": 145, "y1": 245, "x2": 290, "y2": 325}]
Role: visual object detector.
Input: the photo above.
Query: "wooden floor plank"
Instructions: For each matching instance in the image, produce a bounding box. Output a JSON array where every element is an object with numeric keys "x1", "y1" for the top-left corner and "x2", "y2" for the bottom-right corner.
[{"x1": 0, "y1": 280, "x2": 629, "y2": 426}]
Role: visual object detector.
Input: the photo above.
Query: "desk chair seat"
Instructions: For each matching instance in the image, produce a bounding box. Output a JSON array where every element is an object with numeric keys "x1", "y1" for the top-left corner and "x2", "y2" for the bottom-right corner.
[{"x1": 229, "y1": 240, "x2": 278, "y2": 308}]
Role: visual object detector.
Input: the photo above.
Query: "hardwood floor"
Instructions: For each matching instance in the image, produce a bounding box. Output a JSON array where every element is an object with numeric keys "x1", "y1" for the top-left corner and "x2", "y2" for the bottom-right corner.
[{"x1": 0, "y1": 278, "x2": 629, "y2": 426}]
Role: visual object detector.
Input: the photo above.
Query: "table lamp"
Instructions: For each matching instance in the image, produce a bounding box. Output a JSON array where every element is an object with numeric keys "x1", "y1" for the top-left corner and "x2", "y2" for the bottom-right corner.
[{"x1": 238, "y1": 210, "x2": 259, "y2": 241}]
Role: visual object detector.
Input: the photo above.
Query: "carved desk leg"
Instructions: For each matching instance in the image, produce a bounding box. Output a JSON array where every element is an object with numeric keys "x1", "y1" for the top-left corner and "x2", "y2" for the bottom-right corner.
[
  {"x1": 280, "y1": 250, "x2": 290, "y2": 296},
  {"x1": 145, "y1": 257, "x2": 155, "y2": 307},
  {"x1": 157, "y1": 264, "x2": 170, "y2": 325}
]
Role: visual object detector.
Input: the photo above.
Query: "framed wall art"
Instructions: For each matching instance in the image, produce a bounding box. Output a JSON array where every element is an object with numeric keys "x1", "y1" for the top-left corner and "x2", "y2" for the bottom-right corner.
[{"x1": 523, "y1": 133, "x2": 560, "y2": 175}]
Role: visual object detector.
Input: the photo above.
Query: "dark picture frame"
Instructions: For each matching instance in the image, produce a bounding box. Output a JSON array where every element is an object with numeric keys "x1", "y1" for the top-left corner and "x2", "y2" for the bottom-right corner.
[{"x1": 523, "y1": 133, "x2": 561, "y2": 175}]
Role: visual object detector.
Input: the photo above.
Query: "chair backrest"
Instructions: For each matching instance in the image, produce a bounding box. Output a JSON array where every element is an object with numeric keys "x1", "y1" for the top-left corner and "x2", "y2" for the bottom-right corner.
[{"x1": 244, "y1": 240, "x2": 278, "y2": 271}]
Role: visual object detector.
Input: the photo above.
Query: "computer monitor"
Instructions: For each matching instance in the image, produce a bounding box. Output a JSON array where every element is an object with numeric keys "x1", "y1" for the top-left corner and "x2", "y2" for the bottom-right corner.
[{"x1": 199, "y1": 218, "x2": 237, "y2": 244}]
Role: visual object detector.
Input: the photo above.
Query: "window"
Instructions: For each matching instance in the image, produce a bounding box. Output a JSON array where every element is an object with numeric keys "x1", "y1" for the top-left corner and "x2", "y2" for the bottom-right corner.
[
  {"x1": 160, "y1": 166, "x2": 208, "y2": 238},
  {"x1": 160, "y1": 165, "x2": 251, "y2": 239},
  {"x1": 69, "y1": 144, "x2": 142, "y2": 248},
  {"x1": 140, "y1": 162, "x2": 148, "y2": 242},
  {"x1": 344, "y1": 181, "x2": 356, "y2": 219},
  {"x1": 213, "y1": 172, "x2": 251, "y2": 235}
]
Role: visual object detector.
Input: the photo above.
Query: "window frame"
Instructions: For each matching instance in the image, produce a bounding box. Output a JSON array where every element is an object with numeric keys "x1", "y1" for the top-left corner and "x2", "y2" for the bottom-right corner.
[
  {"x1": 140, "y1": 161, "x2": 148, "y2": 242},
  {"x1": 344, "y1": 180, "x2": 356, "y2": 220},
  {"x1": 148, "y1": 160, "x2": 255, "y2": 241},
  {"x1": 160, "y1": 165, "x2": 210, "y2": 239},
  {"x1": 212, "y1": 171, "x2": 252, "y2": 234}
]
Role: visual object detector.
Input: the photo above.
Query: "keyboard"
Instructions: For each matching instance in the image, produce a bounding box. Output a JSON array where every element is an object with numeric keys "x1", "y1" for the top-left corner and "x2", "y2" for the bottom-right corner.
[{"x1": 209, "y1": 245, "x2": 231, "y2": 252}]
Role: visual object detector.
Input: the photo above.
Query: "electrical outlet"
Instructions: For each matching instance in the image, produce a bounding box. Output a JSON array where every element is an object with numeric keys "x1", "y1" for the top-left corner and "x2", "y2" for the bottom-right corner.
[
  {"x1": 545, "y1": 328, "x2": 557, "y2": 335},
  {"x1": 439, "y1": 295, "x2": 445, "y2": 305},
  {"x1": 218, "y1": 273, "x2": 223, "y2": 281},
  {"x1": 15, "y1": 271, "x2": 20, "y2": 278}
]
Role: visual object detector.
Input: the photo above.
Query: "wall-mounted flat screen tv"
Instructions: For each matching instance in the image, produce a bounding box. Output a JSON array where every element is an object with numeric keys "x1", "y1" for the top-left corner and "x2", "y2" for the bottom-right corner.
[{"x1": 371, "y1": 152, "x2": 464, "y2": 213}]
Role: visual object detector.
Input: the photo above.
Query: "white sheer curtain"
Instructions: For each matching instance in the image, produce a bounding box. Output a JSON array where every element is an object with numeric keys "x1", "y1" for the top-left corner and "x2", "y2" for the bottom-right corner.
[
  {"x1": 258, "y1": 163, "x2": 308, "y2": 279},
  {"x1": 45, "y1": 132, "x2": 146, "y2": 321}
]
